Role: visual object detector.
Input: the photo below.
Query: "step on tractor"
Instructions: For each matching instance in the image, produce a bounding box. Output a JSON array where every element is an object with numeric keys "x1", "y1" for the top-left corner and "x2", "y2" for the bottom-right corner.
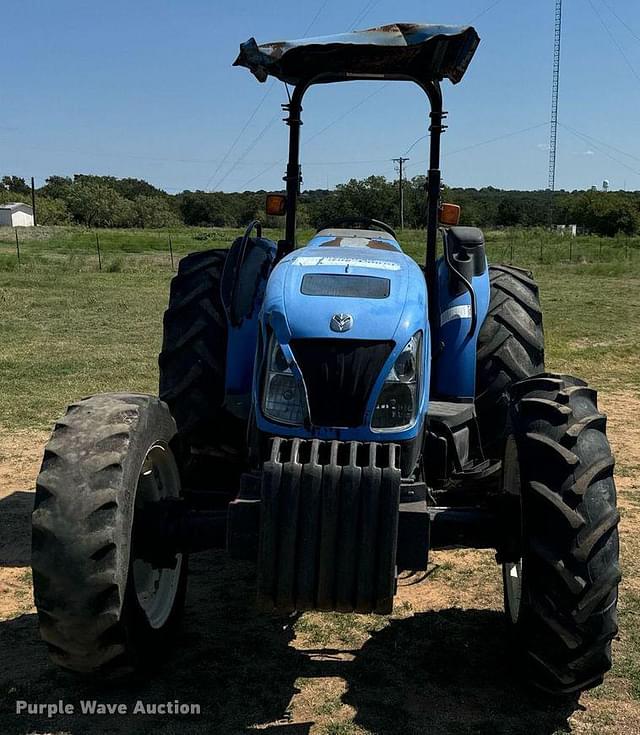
[{"x1": 32, "y1": 23, "x2": 620, "y2": 695}]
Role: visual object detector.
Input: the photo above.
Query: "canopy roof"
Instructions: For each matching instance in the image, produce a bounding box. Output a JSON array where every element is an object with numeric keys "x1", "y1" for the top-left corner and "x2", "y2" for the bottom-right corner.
[{"x1": 234, "y1": 23, "x2": 480, "y2": 86}]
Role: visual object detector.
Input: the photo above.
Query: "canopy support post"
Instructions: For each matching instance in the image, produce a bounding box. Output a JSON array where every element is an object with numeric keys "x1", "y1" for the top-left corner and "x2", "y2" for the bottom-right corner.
[
  {"x1": 279, "y1": 75, "x2": 446, "y2": 273},
  {"x1": 424, "y1": 81, "x2": 446, "y2": 341},
  {"x1": 281, "y1": 83, "x2": 307, "y2": 258}
]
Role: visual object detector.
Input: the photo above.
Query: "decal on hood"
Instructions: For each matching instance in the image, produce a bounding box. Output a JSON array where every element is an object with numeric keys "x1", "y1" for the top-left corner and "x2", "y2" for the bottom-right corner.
[{"x1": 291, "y1": 256, "x2": 401, "y2": 271}]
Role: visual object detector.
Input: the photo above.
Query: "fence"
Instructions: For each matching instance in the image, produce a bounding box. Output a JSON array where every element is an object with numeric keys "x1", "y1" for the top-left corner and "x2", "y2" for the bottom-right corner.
[
  {"x1": 1, "y1": 226, "x2": 639, "y2": 273},
  {"x1": 0, "y1": 227, "x2": 238, "y2": 273}
]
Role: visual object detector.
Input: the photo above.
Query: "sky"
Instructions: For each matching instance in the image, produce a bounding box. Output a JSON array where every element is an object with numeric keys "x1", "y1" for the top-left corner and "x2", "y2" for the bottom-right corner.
[{"x1": 2, "y1": 0, "x2": 640, "y2": 193}]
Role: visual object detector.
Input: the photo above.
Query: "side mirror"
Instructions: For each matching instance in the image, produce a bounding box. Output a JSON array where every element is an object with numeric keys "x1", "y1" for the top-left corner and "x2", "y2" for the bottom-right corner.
[
  {"x1": 439, "y1": 203, "x2": 461, "y2": 226},
  {"x1": 266, "y1": 193, "x2": 287, "y2": 216}
]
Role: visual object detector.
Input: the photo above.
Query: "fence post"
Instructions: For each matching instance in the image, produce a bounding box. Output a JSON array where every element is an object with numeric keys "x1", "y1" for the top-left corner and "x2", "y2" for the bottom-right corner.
[
  {"x1": 539, "y1": 240, "x2": 543, "y2": 264},
  {"x1": 599, "y1": 240, "x2": 602, "y2": 261},
  {"x1": 569, "y1": 238, "x2": 573, "y2": 262},
  {"x1": 15, "y1": 228, "x2": 20, "y2": 264},
  {"x1": 510, "y1": 241, "x2": 514, "y2": 264},
  {"x1": 168, "y1": 234, "x2": 175, "y2": 271},
  {"x1": 95, "y1": 232, "x2": 102, "y2": 271}
]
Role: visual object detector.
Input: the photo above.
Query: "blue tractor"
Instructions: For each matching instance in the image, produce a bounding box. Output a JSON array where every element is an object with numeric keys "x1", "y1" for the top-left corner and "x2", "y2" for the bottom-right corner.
[{"x1": 32, "y1": 23, "x2": 620, "y2": 695}]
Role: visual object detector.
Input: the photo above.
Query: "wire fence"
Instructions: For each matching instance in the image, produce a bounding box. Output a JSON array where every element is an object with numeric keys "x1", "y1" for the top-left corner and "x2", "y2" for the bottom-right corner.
[
  {"x1": 1, "y1": 226, "x2": 639, "y2": 274},
  {"x1": 0, "y1": 227, "x2": 236, "y2": 273},
  {"x1": 486, "y1": 236, "x2": 639, "y2": 267}
]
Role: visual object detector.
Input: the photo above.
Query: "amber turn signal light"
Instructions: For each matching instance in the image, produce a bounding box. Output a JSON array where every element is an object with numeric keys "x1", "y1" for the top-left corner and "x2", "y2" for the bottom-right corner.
[
  {"x1": 439, "y1": 203, "x2": 461, "y2": 226},
  {"x1": 266, "y1": 193, "x2": 287, "y2": 216}
]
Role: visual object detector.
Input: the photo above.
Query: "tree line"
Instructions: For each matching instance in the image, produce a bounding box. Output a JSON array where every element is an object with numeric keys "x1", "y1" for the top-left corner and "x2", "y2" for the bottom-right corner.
[{"x1": 2, "y1": 173, "x2": 639, "y2": 236}]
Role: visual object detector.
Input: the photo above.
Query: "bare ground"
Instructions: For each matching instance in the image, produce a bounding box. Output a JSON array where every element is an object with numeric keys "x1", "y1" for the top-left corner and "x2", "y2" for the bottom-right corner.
[{"x1": 0, "y1": 392, "x2": 638, "y2": 734}]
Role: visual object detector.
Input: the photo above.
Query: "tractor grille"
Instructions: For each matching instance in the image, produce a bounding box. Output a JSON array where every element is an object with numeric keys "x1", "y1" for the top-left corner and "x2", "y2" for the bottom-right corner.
[{"x1": 290, "y1": 339, "x2": 394, "y2": 428}]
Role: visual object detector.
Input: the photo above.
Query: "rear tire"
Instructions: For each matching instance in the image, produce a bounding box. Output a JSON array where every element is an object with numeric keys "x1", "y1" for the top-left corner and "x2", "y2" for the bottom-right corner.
[
  {"x1": 159, "y1": 250, "x2": 245, "y2": 478},
  {"x1": 503, "y1": 374, "x2": 620, "y2": 695},
  {"x1": 476, "y1": 265, "x2": 545, "y2": 458},
  {"x1": 31, "y1": 394, "x2": 187, "y2": 675}
]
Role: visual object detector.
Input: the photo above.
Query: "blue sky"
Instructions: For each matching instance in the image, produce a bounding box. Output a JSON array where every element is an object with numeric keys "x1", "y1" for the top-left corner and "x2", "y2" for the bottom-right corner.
[{"x1": 3, "y1": 0, "x2": 640, "y2": 193}]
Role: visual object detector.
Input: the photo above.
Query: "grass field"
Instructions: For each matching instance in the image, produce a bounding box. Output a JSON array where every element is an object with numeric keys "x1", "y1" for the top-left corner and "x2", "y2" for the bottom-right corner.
[
  {"x1": 1, "y1": 225, "x2": 639, "y2": 431},
  {"x1": 1, "y1": 224, "x2": 640, "y2": 273},
  {"x1": 0, "y1": 225, "x2": 639, "y2": 734}
]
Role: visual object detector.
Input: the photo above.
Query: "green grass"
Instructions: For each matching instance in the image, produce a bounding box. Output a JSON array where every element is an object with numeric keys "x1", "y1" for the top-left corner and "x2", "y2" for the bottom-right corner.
[
  {"x1": 0, "y1": 268, "x2": 171, "y2": 430},
  {"x1": 1, "y1": 225, "x2": 639, "y2": 432},
  {"x1": 1, "y1": 223, "x2": 639, "y2": 731},
  {"x1": 1, "y1": 224, "x2": 640, "y2": 273}
]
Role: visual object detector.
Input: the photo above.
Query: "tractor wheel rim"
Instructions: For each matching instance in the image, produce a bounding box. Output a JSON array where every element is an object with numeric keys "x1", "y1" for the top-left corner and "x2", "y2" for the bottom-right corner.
[
  {"x1": 502, "y1": 434, "x2": 523, "y2": 625},
  {"x1": 132, "y1": 443, "x2": 182, "y2": 630},
  {"x1": 504, "y1": 560, "x2": 523, "y2": 624}
]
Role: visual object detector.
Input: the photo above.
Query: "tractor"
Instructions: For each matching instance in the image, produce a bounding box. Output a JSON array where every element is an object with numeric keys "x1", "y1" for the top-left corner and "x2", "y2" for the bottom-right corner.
[{"x1": 32, "y1": 23, "x2": 620, "y2": 695}]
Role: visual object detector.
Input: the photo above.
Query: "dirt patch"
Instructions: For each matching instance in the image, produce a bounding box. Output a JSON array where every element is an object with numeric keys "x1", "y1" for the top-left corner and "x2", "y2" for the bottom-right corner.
[
  {"x1": 600, "y1": 391, "x2": 640, "y2": 473},
  {"x1": 0, "y1": 428, "x2": 48, "y2": 501},
  {"x1": 0, "y1": 391, "x2": 639, "y2": 734},
  {"x1": 0, "y1": 568, "x2": 34, "y2": 619}
]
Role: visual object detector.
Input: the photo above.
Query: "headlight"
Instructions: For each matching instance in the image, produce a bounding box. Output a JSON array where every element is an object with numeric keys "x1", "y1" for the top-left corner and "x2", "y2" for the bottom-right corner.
[
  {"x1": 372, "y1": 332, "x2": 421, "y2": 430},
  {"x1": 262, "y1": 337, "x2": 306, "y2": 425}
]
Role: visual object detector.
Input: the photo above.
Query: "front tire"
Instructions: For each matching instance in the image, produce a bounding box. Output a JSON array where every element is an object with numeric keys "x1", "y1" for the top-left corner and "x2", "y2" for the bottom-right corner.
[
  {"x1": 503, "y1": 374, "x2": 620, "y2": 695},
  {"x1": 31, "y1": 394, "x2": 187, "y2": 675}
]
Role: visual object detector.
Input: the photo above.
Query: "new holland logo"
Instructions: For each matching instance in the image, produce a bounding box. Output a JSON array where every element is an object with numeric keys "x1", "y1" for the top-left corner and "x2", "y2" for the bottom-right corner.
[{"x1": 330, "y1": 313, "x2": 353, "y2": 332}]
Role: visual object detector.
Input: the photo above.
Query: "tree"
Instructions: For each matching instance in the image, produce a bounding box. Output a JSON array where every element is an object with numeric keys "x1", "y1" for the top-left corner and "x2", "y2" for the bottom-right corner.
[
  {"x1": 113, "y1": 177, "x2": 166, "y2": 200},
  {"x1": 308, "y1": 176, "x2": 397, "y2": 228},
  {"x1": 66, "y1": 181, "x2": 129, "y2": 227},
  {"x1": 496, "y1": 198, "x2": 523, "y2": 227},
  {"x1": 37, "y1": 197, "x2": 71, "y2": 225},
  {"x1": 40, "y1": 176, "x2": 73, "y2": 200},
  {"x1": 131, "y1": 195, "x2": 180, "y2": 228},
  {"x1": 571, "y1": 191, "x2": 639, "y2": 236},
  {"x1": 179, "y1": 191, "x2": 230, "y2": 226},
  {"x1": 1, "y1": 176, "x2": 30, "y2": 195}
]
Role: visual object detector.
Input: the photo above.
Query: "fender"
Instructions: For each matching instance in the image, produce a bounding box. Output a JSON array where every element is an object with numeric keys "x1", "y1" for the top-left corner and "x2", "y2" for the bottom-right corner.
[{"x1": 222, "y1": 235, "x2": 278, "y2": 419}]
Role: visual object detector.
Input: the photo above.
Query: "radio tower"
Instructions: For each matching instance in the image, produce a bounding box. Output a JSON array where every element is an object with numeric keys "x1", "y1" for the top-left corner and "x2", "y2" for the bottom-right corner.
[{"x1": 548, "y1": 0, "x2": 563, "y2": 225}]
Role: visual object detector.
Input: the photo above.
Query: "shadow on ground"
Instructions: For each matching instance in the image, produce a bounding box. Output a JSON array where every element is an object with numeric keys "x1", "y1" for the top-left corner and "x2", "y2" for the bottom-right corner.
[
  {"x1": 342, "y1": 608, "x2": 579, "y2": 735},
  {"x1": 0, "y1": 552, "x2": 304, "y2": 735},
  {"x1": 0, "y1": 491, "x2": 33, "y2": 567},
  {"x1": 0, "y1": 493, "x2": 579, "y2": 735}
]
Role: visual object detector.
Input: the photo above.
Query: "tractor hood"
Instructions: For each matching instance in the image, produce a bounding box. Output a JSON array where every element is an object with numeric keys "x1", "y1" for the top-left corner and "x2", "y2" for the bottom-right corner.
[
  {"x1": 234, "y1": 23, "x2": 479, "y2": 86},
  {"x1": 262, "y1": 230, "x2": 427, "y2": 346}
]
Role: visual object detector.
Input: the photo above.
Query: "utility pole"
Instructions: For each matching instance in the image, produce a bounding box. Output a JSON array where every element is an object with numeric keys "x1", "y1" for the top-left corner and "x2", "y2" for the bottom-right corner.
[
  {"x1": 548, "y1": 0, "x2": 562, "y2": 227},
  {"x1": 393, "y1": 156, "x2": 409, "y2": 230},
  {"x1": 31, "y1": 176, "x2": 37, "y2": 226}
]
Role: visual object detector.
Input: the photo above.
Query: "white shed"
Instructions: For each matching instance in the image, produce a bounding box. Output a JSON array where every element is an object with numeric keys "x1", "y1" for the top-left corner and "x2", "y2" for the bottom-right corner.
[{"x1": 0, "y1": 202, "x2": 34, "y2": 227}]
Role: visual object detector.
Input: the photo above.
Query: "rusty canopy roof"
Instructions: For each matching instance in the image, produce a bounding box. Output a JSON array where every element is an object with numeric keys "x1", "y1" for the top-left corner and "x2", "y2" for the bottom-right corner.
[{"x1": 233, "y1": 23, "x2": 480, "y2": 86}]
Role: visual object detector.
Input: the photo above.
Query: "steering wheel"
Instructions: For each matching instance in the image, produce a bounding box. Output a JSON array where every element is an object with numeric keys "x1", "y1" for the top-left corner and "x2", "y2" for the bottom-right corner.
[{"x1": 317, "y1": 216, "x2": 398, "y2": 240}]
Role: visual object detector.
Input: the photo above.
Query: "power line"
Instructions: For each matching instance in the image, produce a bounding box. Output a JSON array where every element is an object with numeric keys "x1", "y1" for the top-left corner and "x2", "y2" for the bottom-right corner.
[
  {"x1": 206, "y1": 0, "x2": 331, "y2": 191},
  {"x1": 405, "y1": 122, "x2": 550, "y2": 170},
  {"x1": 586, "y1": 0, "x2": 640, "y2": 85},
  {"x1": 559, "y1": 123, "x2": 640, "y2": 164},
  {"x1": 471, "y1": 0, "x2": 506, "y2": 23},
  {"x1": 449, "y1": 122, "x2": 550, "y2": 155},
  {"x1": 241, "y1": 158, "x2": 289, "y2": 189},
  {"x1": 205, "y1": 81, "x2": 276, "y2": 190},
  {"x1": 348, "y1": 0, "x2": 380, "y2": 30},
  {"x1": 303, "y1": 0, "x2": 331, "y2": 35},
  {"x1": 213, "y1": 113, "x2": 280, "y2": 190},
  {"x1": 559, "y1": 124, "x2": 640, "y2": 176},
  {"x1": 257, "y1": 120, "x2": 550, "y2": 191},
  {"x1": 240, "y1": 85, "x2": 389, "y2": 188},
  {"x1": 403, "y1": 133, "x2": 429, "y2": 157},
  {"x1": 0, "y1": 137, "x2": 274, "y2": 166},
  {"x1": 600, "y1": 0, "x2": 640, "y2": 44},
  {"x1": 306, "y1": 85, "x2": 388, "y2": 144}
]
